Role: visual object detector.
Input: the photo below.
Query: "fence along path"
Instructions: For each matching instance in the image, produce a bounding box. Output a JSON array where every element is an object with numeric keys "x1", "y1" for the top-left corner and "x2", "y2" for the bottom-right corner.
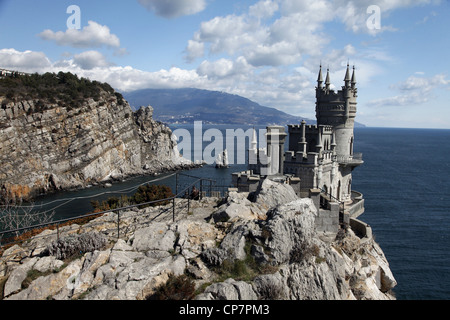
[{"x1": 0, "y1": 173, "x2": 222, "y2": 271}]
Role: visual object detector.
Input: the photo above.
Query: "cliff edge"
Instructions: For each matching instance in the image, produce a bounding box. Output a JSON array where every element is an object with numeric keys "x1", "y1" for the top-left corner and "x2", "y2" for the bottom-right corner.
[{"x1": 0, "y1": 72, "x2": 191, "y2": 201}]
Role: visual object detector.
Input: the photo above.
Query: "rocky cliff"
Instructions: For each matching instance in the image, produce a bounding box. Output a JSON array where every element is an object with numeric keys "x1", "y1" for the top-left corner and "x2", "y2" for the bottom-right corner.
[
  {"x1": 0, "y1": 73, "x2": 191, "y2": 201},
  {"x1": 0, "y1": 179, "x2": 397, "y2": 300}
]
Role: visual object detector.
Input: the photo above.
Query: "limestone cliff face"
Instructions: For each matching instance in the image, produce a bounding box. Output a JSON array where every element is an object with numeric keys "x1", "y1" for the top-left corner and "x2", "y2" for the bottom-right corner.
[
  {"x1": 0, "y1": 92, "x2": 190, "y2": 201},
  {"x1": 0, "y1": 180, "x2": 396, "y2": 300}
]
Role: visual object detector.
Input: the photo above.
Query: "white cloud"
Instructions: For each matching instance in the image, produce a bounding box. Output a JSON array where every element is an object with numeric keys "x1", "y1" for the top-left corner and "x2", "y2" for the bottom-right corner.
[
  {"x1": 185, "y1": 0, "x2": 441, "y2": 66},
  {"x1": 395, "y1": 74, "x2": 450, "y2": 91},
  {"x1": 197, "y1": 57, "x2": 252, "y2": 79},
  {"x1": 332, "y1": 0, "x2": 437, "y2": 34},
  {"x1": 0, "y1": 48, "x2": 51, "y2": 72},
  {"x1": 246, "y1": 41, "x2": 302, "y2": 67},
  {"x1": 73, "y1": 51, "x2": 113, "y2": 70},
  {"x1": 138, "y1": 0, "x2": 206, "y2": 18},
  {"x1": 368, "y1": 73, "x2": 450, "y2": 107},
  {"x1": 0, "y1": 49, "x2": 203, "y2": 91},
  {"x1": 192, "y1": 14, "x2": 266, "y2": 57},
  {"x1": 39, "y1": 21, "x2": 121, "y2": 49},
  {"x1": 185, "y1": 40, "x2": 204, "y2": 63},
  {"x1": 249, "y1": 0, "x2": 279, "y2": 19},
  {"x1": 183, "y1": 0, "x2": 335, "y2": 67}
]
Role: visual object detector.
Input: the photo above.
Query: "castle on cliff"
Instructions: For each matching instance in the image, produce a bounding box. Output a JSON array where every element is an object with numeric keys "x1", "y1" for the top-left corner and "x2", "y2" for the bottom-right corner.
[{"x1": 232, "y1": 64, "x2": 365, "y2": 233}]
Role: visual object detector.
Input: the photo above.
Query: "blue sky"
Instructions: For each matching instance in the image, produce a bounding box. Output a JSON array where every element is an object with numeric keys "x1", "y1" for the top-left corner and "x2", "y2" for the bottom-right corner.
[{"x1": 0, "y1": 0, "x2": 449, "y2": 128}]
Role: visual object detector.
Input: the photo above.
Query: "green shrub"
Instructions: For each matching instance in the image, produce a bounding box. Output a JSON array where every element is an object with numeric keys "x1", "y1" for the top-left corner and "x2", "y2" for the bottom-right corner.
[
  {"x1": 133, "y1": 184, "x2": 174, "y2": 208},
  {"x1": 289, "y1": 242, "x2": 321, "y2": 264},
  {"x1": 0, "y1": 72, "x2": 124, "y2": 112},
  {"x1": 90, "y1": 184, "x2": 174, "y2": 212},
  {"x1": 146, "y1": 273, "x2": 195, "y2": 300}
]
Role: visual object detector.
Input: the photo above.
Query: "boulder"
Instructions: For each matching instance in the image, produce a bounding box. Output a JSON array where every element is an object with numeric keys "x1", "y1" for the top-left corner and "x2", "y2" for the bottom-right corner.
[
  {"x1": 196, "y1": 278, "x2": 258, "y2": 300},
  {"x1": 253, "y1": 179, "x2": 298, "y2": 210},
  {"x1": 263, "y1": 198, "x2": 317, "y2": 264},
  {"x1": 33, "y1": 256, "x2": 64, "y2": 273},
  {"x1": 6, "y1": 259, "x2": 83, "y2": 300},
  {"x1": 3, "y1": 257, "x2": 38, "y2": 297},
  {"x1": 211, "y1": 191, "x2": 257, "y2": 222},
  {"x1": 201, "y1": 221, "x2": 250, "y2": 266},
  {"x1": 131, "y1": 222, "x2": 175, "y2": 254}
]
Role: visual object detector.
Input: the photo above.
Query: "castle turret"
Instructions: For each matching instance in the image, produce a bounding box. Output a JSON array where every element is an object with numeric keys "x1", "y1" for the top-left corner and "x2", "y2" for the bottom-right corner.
[{"x1": 315, "y1": 65, "x2": 358, "y2": 162}]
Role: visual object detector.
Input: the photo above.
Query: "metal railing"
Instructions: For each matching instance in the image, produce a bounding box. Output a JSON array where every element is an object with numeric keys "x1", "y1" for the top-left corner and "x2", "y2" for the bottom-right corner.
[
  {"x1": 319, "y1": 187, "x2": 365, "y2": 222},
  {"x1": 0, "y1": 174, "x2": 225, "y2": 253}
]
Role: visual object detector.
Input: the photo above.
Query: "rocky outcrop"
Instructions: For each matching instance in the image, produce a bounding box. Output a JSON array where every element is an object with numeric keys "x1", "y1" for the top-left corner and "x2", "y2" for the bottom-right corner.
[
  {"x1": 0, "y1": 180, "x2": 396, "y2": 300},
  {"x1": 0, "y1": 91, "x2": 191, "y2": 201}
]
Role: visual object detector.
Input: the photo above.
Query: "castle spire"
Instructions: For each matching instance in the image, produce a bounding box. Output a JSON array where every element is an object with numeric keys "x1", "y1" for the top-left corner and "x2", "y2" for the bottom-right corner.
[
  {"x1": 325, "y1": 68, "x2": 330, "y2": 90},
  {"x1": 351, "y1": 65, "x2": 356, "y2": 88},
  {"x1": 344, "y1": 62, "x2": 351, "y2": 87},
  {"x1": 317, "y1": 65, "x2": 323, "y2": 88}
]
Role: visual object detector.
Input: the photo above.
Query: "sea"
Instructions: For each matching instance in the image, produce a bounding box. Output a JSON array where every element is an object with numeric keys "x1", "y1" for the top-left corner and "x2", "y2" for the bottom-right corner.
[{"x1": 11, "y1": 125, "x2": 450, "y2": 300}]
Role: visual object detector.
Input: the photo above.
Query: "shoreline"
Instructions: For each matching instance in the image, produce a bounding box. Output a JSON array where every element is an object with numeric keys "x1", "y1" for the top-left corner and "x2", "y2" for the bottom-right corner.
[{"x1": 27, "y1": 162, "x2": 204, "y2": 205}]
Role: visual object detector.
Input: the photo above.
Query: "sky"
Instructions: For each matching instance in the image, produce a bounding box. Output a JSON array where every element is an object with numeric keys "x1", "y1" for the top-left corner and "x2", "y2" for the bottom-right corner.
[{"x1": 0, "y1": 0, "x2": 449, "y2": 129}]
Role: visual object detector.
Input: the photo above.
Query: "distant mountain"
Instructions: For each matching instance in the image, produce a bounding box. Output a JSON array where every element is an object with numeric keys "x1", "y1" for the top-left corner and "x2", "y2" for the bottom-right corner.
[
  {"x1": 123, "y1": 88, "x2": 312, "y2": 126},
  {"x1": 123, "y1": 88, "x2": 365, "y2": 127}
]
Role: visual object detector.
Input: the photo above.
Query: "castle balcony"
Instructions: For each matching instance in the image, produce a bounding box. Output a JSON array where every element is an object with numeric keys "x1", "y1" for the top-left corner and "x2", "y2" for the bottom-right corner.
[
  {"x1": 337, "y1": 153, "x2": 363, "y2": 167},
  {"x1": 319, "y1": 190, "x2": 365, "y2": 220},
  {"x1": 344, "y1": 191, "x2": 365, "y2": 219}
]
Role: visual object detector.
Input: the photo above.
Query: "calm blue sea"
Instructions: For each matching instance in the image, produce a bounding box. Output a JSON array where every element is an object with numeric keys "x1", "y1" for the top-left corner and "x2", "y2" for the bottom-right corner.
[
  {"x1": 19, "y1": 126, "x2": 450, "y2": 300},
  {"x1": 351, "y1": 127, "x2": 450, "y2": 300}
]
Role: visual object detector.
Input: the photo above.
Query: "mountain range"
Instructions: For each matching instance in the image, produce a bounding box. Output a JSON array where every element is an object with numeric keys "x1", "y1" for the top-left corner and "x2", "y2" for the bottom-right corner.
[
  {"x1": 124, "y1": 88, "x2": 366, "y2": 127},
  {"x1": 123, "y1": 88, "x2": 314, "y2": 126}
]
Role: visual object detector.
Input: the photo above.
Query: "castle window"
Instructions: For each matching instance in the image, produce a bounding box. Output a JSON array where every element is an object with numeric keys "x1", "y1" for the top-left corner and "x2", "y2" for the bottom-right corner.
[
  {"x1": 337, "y1": 181, "x2": 341, "y2": 201},
  {"x1": 350, "y1": 136, "x2": 354, "y2": 156}
]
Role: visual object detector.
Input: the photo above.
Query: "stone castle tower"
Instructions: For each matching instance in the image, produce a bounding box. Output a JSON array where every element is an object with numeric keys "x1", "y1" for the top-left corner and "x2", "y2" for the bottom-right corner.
[
  {"x1": 316, "y1": 63, "x2": 358, "y2": 161},
  {"x1": 233, "y1": 64, "x2": 365, "y2": 231},
  {"x1": 285, "y1": 64, "x2": 363, "y2": 203}
]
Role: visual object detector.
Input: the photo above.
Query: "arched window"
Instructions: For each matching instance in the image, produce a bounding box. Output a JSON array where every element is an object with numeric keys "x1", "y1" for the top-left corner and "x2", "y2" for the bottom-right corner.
[
  {"x1": 350, "y1": 136, "x2": 354, "y2": 156},
  {"x1": 337, "y1": 180, "x2": 341, "y2": 201}
]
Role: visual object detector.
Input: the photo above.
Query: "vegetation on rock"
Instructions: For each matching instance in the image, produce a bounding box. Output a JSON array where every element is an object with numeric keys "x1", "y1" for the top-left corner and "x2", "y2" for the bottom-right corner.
[
  {"x1": 146, "y1": 273, "x2": 196, "y2": 300},
  {"x1": 0, "y1": 71, "x2": 124, "y2": 110},
  {"x1": 90, "y1": 184, "x2": 175, "y2": 212}
]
